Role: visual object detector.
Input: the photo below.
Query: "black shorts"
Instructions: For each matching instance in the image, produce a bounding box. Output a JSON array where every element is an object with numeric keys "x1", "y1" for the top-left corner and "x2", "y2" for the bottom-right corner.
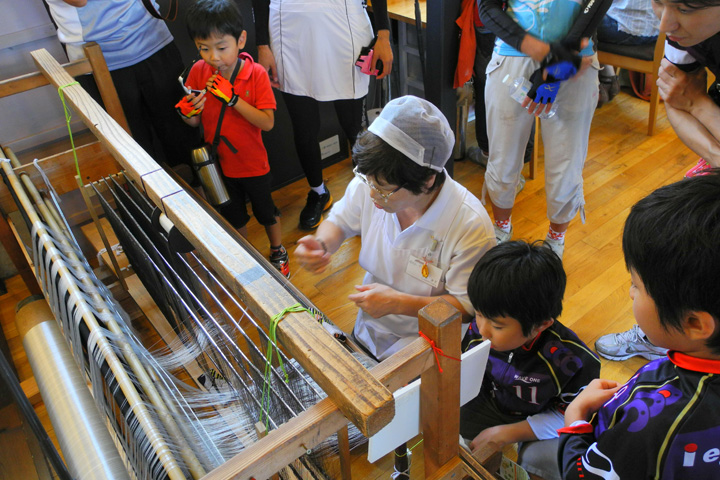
[{"x1": 219, "y1": 172, "x2": 280, "y2": 228}]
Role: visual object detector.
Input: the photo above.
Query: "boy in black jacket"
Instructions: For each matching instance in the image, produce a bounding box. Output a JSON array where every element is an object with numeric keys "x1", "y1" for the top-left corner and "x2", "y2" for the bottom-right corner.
[
  {"x1": 462, "y1": 241, "x2": 600, "y2": 480},
  {"x1": 559, "y1": 170, "x2": 720, "y2": 479}
]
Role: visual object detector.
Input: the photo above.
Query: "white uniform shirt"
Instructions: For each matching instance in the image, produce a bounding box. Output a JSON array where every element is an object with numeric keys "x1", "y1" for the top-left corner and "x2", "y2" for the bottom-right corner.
[
  {"x1": 268, "y1": 0, "x2": 374, "y2": 100},
  {"x1": 326, "y1": 174, "x2": 496, "y2": 360}
]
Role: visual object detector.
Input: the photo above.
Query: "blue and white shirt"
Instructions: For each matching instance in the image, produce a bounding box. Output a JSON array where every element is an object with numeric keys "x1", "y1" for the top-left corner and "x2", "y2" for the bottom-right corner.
[{"x1": 45, "y1": 0, "x2": 173, "y2": 70}]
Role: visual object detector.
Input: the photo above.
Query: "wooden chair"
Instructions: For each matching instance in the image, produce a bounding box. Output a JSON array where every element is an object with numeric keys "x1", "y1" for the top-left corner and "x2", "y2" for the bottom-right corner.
[{"x1": 596, "y1": 32, "x2": 666, "y2": 136}]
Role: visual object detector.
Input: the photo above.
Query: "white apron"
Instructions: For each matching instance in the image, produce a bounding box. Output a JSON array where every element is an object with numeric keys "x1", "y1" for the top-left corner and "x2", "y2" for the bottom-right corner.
[
  {"x1": 354, "y1": 187, "x2": 468, "y2": 360},
  {"x1": 269, "y1": 0, "x2": 374, "y2": 100}
]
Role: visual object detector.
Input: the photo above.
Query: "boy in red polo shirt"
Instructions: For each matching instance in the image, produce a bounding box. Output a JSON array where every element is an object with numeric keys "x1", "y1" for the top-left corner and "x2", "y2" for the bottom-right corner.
[{"x1": 176, "y1": 0, "x2": 288, "y2": 277}]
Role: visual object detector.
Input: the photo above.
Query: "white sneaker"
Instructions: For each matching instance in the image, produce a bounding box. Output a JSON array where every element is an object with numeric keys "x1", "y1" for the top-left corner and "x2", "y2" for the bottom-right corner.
[
  {"x1": 494, "y1": 225, "x2": 512, "y2": 244},
  {"x1": 516, "y1": 175, "x2": 526, "y2": 195},
  {"x1": 544, "y1": 236, "x2": 564, "y2": 259},
  {"x1": 595, "y1": 324, "x2": 668, "y2": 361}
]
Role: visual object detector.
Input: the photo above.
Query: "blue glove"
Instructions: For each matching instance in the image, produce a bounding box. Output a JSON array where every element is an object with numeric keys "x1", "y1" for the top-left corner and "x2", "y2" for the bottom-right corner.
[
  {"x1": 527, "y1": 42, "x2": 583, "y2": 104},
  {"x1": 543, "y1": 42, "x2": 582, "y2": 80}
]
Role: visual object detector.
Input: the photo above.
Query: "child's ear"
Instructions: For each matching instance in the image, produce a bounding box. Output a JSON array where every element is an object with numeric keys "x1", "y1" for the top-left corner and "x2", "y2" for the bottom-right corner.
[
  {"x1": 532, "y1": 318, "x2": 554, "y2": 336},
  {"x1": 683, "y1": 311, "x2": 717, "y2": 341},
  {"x1": 237, "y1": 30, "x2": 247, "y2": 50}
]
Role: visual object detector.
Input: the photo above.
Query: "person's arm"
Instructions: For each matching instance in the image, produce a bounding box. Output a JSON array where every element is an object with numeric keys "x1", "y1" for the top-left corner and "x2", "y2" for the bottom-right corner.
[
  {"x1": 478, "y1": 0, "x2": 536, "y2": 55},
  {"x1": 658, "y1": 59, "x2": 720, "y2": 166},
  {"x1": 295, "y1": 221, "x2": 347, "y2": 274},
  {"x1": 206, "y1": 72, "x2": 274, "y2": 131},
  {"x1": 469, "y1": 420, "x2": 537, "y2": 454},
  {"x1": 251, "y1": 0, "x2": 279, "y2": 87},
  {"x1": 349, "y1": 208, "x2": 495, "y2": 321},
  {"x1": 348, "y1": 285, "x2": 470, "y2": 320},
  {"x1": 368, "y1": 0, "x2": 393, "y2": 79}
]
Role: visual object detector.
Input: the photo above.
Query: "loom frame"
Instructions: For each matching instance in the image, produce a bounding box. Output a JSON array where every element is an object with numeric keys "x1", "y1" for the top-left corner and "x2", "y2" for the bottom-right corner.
[{"x1": 0, "y1": 47, "x2": 496, "y2": 480}]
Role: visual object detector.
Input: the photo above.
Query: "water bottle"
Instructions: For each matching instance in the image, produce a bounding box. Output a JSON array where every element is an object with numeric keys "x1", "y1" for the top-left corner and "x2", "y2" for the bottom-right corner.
[{"x1": 503, "y1": 74, "x2": 558, "y2": 119}]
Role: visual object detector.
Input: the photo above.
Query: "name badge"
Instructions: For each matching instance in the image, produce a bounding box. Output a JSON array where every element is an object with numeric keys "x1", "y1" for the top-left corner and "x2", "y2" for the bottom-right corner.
[{"x1": 406, "y1": 255, "x2": 442, "y2": 287}]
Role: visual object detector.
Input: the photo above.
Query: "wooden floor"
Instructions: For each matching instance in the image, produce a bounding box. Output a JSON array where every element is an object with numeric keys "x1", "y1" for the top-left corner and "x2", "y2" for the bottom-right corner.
[{"x1": 0, "y1": 87, "x2": 695, "y2": 479}]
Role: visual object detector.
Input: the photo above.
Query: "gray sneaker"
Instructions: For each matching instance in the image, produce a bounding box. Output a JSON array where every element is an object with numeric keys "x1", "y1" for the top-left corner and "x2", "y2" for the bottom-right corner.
[
  {"x1": 467, "y1": 146, "x2": 488, "y2": 168},
  {"x1": 494, "y1": 225, "x2": 512, "y2": 244},
  {"x1": 595, "y1": 324, "x2": 668, "y2": 361},
  {"x1": 544, "y1": 236, "x2": 564, "y2": 260}
]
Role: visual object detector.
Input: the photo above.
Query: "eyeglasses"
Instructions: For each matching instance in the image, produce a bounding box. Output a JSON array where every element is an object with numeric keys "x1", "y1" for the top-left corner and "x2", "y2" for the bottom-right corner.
[{"x1": 353, "y1": 166, "x2": 403, "y2": 202}]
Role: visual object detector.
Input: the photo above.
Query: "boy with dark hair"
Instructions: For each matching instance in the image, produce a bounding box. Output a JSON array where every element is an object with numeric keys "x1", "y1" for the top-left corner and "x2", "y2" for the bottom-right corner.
[
  {"x1": 559, "y1": 170, "x2": 720, "y2": 479},
  {"x1": 461, "y1": 241, "x2": 600, "y2": 480},
  {"x1": 596, "y1": 0, "x2": 720, "y2": 360},
  {"x1": 176, "y1": 0, "x2": 289, "y2": 278}
]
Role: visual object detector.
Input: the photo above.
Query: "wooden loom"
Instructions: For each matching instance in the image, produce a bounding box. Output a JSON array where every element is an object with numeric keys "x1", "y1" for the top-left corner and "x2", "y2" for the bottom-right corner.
[{"x1": 0, "y1": 47, "x2": 496, "y2": 480}]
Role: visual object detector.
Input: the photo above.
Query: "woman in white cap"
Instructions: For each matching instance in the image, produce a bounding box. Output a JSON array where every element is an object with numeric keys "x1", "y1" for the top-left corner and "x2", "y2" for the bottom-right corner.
[{"x1": 294, "y1": 96, "x2": 496, "y2": 361}]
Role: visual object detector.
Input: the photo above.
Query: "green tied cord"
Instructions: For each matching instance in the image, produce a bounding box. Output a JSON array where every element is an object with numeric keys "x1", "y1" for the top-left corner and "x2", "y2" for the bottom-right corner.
[
  {"x1": 260, "y1": 302, "x2": 311, "y2": 429},
  {"x1": 57, "y1": 82, "x2": 81, "y2": 185},
  {"x1": 394, "y1": 438, "x2": 424, "y2": 458}
]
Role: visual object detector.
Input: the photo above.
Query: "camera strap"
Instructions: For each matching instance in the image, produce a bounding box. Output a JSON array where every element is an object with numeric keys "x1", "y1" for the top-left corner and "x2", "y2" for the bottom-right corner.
[{"x1": 211, "y1": 59, "x2": 242, "y2": 156}]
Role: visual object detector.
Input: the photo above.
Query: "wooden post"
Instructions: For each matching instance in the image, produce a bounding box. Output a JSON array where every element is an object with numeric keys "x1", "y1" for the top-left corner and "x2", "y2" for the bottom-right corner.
[
  {"x1": 82, "y1": 42, "x2": 130, "y2": 133},
  {"x1": 418, "y1": 298, "x2": 462, "y2": 477}
]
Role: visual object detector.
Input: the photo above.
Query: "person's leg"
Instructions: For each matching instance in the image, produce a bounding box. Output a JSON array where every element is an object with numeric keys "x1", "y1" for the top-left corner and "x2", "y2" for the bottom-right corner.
[
  {"x1": 470, "y1": 30, "x2": 496, "y2": 161},
  {"x1": 517, "y1": 438, "x2": 562, "y2": 480},
  {"x1": 597, "y1": 15, "x2": 658, "y2": 46},
  {"x1": 245, "y1": 174, "x2": 290, "y2": 278},
  {"x1": 541, "y1": 56, "x2": 598, "y2": 259},
  {"x1": 333, "y1": 97, "x2": 365, "y2": 148},
  {"x1": 134, "y1": 43, "x2": 202, "y2": 175},
  {"x1": 483, "y1": 54, "x2": 535, "y2": 242},
  {"x1": 282, "y1": 92, "x2": 333, "y2": 229},
  {"x1": 282, "y1": 92, "x2": 323, "y2": 188},
  {"x1": 218, "y1": 176, "x2": 251, "y2": 231}
]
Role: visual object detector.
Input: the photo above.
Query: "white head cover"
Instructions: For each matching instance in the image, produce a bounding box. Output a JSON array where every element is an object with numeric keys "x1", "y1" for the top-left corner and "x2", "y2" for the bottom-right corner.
[{"x1": 368, "y1": 95, "x2": 454, "y2": 172}]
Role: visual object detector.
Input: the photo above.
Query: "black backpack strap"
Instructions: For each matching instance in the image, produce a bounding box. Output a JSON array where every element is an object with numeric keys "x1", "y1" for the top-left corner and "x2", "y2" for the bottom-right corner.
[{"x1": 211, "y1": 59, "x2": 242, "y2": 154}]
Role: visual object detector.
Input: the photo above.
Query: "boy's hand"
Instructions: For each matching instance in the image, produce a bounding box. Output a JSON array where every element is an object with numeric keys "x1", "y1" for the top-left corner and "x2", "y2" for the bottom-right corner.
[
  {"x1": 657, "y1": 58, "x2": 708, "y2": 113},
  {"x1": 175, "y1": 93, "x2": 204, "y2": 118},
  {"x1": 207, "y1": 73, "x2": 238, "y2": 107},
  {"x1": 470, "y1": 425, "x2": 511, "y2": 454},
  {"x1": 565, "y1": 379, "x2": 621, "y2": 426}
]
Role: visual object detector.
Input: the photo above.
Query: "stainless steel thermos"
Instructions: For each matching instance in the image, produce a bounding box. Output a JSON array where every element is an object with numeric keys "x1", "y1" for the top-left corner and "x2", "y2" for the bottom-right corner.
[{"x1": 190, "y1": 145, "x2": 230, "y2": 206}]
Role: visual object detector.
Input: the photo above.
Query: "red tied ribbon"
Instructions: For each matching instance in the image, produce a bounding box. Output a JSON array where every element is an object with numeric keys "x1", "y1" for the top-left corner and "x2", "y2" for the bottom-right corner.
[{"x1": 418, "y1": 331, "x2": 462, "y2": 373}]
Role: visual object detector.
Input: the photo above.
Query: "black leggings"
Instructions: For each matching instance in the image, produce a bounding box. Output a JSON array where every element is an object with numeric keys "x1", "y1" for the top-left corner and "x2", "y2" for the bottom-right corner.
[{"x1": 282, "y1": 92, "x2": 365, "y2": 188}]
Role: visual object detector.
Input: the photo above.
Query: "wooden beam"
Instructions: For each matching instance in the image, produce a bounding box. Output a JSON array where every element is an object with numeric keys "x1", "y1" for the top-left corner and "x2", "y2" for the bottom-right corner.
[
  {"x1": 30, "y1": 47, "x2": 395, "y2": 438},
  {"x1": 82, "y1": 42, "x2": 130, "y2": 133},
  {"x1": 418, "y1": 299, "x2": 462, "y2": 476},
  {"x1": 0, "y1": 59, "x2": 91, "y2": 98},
  {"x1": 202, "y1": 338, "x2": 434, "y2": 480},
  {"x1": 0, "y1": 143, "x2": 118, "y2": 213}
]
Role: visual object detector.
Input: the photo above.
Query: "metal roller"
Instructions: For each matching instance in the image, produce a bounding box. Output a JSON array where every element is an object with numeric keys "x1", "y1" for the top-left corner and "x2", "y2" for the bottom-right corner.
[{"x1": 16, "y1": 295, "x2": 130, "y2": 480}]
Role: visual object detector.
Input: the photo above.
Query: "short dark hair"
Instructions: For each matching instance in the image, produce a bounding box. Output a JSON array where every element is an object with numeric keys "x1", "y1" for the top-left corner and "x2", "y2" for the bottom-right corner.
[
  {"x1": 669, "y1": 0, "x2": 720, "y2": 9},
  {"x1": 467, "y1": 241, "x2": 566, "y2": 336},
  {"x1": 186, "y1": 0, "x2": 244, "y2": 41},
  {"x1": 353, "y1": 130, "x2": 446, "y2": 195},
  {"x1": 622, "y1": 170, "x2": 720, "y2": 352}
]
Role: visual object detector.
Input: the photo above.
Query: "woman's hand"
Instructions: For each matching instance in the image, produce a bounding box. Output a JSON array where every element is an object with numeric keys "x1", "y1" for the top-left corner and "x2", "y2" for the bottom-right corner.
[
  {"x1": 373, "y1": 30, "x2": 394, "y2": 80},
  {"x1": 348, "y1": 283, "x2": 399, "y2": 318},
  {"x1": 257, "y1": 45, "x2": 280, "y2": 88},
  {"x1": 294, "y1": 235, "x2": 331, "y2": 273}
]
